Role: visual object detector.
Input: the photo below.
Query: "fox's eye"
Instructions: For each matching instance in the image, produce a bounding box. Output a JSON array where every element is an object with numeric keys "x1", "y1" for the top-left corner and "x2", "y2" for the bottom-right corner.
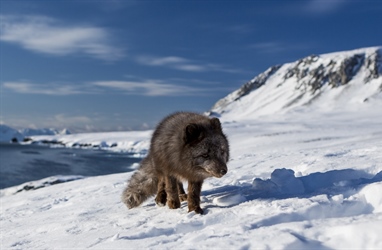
[{"x1": 201, "y1": 153, "x2": 209, "y2": 158}]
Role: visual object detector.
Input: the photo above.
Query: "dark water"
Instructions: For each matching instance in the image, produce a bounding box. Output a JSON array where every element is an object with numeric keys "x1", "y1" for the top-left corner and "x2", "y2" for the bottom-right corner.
[{"x1": 0, "y1": 143, "x2": 142, "y2": 189}]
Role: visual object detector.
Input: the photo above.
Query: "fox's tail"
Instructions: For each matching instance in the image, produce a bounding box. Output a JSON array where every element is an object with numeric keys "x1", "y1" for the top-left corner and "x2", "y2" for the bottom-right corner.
[{"x1": 121, "y1": 157, "x2": 158, "y2": 209}]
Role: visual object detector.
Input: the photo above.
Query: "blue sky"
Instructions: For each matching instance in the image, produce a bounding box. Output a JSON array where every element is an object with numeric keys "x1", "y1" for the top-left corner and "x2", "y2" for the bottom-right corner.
[{"x1": 1, "y1": 0, "x2": 381, "y2": 132}]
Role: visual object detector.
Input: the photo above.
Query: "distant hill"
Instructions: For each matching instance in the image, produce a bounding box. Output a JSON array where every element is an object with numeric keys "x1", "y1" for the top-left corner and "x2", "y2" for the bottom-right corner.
[
  {"x1": 210, "y1": 46, "x2": 382, "y2": 119},
  {"x1": 0, "y1": 125, "x2": 24, "y2": 142},
  {"x1": 0, "y1": 125, "x2": 71, "y2": 142},
  {"x1": 20, "y1": 128, "x2": 71, "y2": 137}
]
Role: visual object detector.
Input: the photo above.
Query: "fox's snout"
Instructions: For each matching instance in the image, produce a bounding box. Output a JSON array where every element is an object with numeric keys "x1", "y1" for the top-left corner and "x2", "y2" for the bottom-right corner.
[
  {"x1": 217, "y1": 164, "x2": 228, "y2": 178},
  {"x1": 204, "y1": 161, "x2": 228, "y2": 178},
  {"x1": 220, "y1": 168, "x2": 227, "y2": 176}
]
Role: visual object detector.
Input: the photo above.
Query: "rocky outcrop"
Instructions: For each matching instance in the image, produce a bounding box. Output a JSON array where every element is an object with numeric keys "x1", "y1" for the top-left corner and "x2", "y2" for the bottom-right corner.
[
  {"x1": 283, "y1": 53, "x2": 367, "y2": 93},
  {"x1": 211, "y1": 65, "x2": 281, "y2": 111}
]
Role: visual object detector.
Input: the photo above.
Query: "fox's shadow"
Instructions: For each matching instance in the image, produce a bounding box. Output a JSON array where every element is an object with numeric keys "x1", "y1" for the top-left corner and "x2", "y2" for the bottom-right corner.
[{"x1": 202, "y1": 168, "x2": 382, "y2": 208}]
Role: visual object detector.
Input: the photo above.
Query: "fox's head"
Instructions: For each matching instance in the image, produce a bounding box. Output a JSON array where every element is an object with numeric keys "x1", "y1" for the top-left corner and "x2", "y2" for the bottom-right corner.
[{"x1": 183, "y1": 117, "x2": 229, "y2": 179}]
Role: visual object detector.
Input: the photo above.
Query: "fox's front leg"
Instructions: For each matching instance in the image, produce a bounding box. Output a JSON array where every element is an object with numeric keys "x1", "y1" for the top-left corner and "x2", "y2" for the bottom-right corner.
[
  {"x1": 165, "y1": 176, "x2": 181, "y2": 209},
  {"x1": 187, "y1": 181, "x2": 203, "y2": 214}
]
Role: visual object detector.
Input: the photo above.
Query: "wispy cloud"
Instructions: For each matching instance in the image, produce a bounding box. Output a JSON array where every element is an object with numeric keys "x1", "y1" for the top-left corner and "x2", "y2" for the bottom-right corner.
[
  {"x1": 53, "y1": 114, "x2": 93, "y2": 125},
  {"x1": 0, "y1": 15, "x2": 124, "y2": 61},
  {"x1": 2, "y1": 79, "x2": 207, "y2": 97},
  {"x1": 249, "y1": 41, "x2": 313, "y2": 55},
  {"x1": 250, "y1": 42, "x2": 286, "y2": 54},
  {"x1": 136, "y1": 55, "x2": 243, "y2": 73},
  {"x1": 225, "y1": 24, "x2": 255, "y2": 35},
  {"x1": 2, "y1": 82, "x2": 87, "y2": 95},
  {"x1": 136, "y1": 56, "x2": 204, "y2": 71},
  {"x1": 304, "y1": 0, "x2": 346, "y2": 14},
  {"x1": 91, "y1": 80, "x2": 204, "y2": 96}
]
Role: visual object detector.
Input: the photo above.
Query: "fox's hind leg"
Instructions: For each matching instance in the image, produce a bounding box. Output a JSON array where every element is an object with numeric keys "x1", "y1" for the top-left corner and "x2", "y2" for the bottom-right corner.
[
  {"x1": 155, "y1": 176, "x2": 183, "y2": 209},
  {"x1": 155, "y1": 175, "x2": 167, "y2": 207},
  {"x1": 178, "y1": 182, "x2": 187, "y2": 202}
]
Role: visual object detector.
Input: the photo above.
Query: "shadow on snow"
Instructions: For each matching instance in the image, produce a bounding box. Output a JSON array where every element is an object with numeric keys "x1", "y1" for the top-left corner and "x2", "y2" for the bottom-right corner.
[{"x1": 203, "y1": 168, "x2": 382, "y2": 207}]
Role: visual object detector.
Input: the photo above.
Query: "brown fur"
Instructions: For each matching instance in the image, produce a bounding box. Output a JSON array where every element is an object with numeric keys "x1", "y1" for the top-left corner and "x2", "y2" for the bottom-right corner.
[{"x1": 122, "y1": 112, "x2": 229, "y2": 214}]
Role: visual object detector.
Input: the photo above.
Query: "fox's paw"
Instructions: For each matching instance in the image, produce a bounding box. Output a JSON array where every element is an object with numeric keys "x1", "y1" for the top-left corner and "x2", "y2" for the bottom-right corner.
[
  {"x1": 188, "y1": 205, "x2": 204, "y2": 214},
  {"x1": 167, "y1": 199, "x2": 181, "y2": 209},
  {"x1": 155, "y1": 192, "x2": 167, "y2": 207}
]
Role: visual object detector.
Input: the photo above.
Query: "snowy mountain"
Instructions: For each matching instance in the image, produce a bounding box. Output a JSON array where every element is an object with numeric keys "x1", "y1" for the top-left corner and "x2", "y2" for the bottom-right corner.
[
  {"x1": 0, "y1": 124, "x2": 24, "y2": 142},
  {"x1": 211, "y1": 46, "x2": 382, "y2": 119},
  {"x1": 20, "y1": 127, "x2": 71, "y2": 137},
  {"x1": 0, "y1": 125, "x2": 71, "y2": 142}
]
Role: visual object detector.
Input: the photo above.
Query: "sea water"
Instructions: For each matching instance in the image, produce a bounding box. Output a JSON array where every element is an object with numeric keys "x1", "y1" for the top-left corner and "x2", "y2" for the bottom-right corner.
[{"x1": 0, "y1": 142, "x2": 141, "y2": 189}]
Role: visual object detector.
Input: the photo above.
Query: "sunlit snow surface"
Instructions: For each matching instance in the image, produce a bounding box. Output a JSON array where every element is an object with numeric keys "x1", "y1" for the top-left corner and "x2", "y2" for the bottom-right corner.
[{"x1": 1, "y1": 107, "x2": 382, "y2": 249}]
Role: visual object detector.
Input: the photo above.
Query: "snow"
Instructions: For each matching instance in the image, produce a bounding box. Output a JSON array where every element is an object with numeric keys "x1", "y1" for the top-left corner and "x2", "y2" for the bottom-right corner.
[
  {"x1": 0, "y1": 175, "x2": 84, "y2": 197},
  {"x1": 1, "y1": 108, "x2": 382, "y2": 249}
]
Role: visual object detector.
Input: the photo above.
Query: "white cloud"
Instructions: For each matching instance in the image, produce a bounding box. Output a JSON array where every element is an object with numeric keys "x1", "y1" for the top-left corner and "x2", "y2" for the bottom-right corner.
[
  {"x1": 250, "y1": 42, "x2": 286, "y2": 54},
  {"x1": 1, "y1": 113, "x2": 95, "y2": 132},
  {"x1": 225, "y1": 24, "x2": 255, "y2": 34},
  {"x1": 2, "y1": 82, "x2": 86, "y2": 95},
  {"x1": 136, "y1": 55, "x2": 243, "y2": 73},
  {"x1": 304, "y1": 0, "x2": 346, "y2": 14},
  {"x1": 136, "y1": 56, "x2": 205, "y2": 72},
  {"x1": 54, "y1": 114, "x2": 92, "y2": 125},
  {"x1": 250, "y1": 41, "x2": 313, "y2": 55},
  {"x1": 43, "y1": 114, "x2": 95, "y2": 132},
  {"x1": 2, "y1": 80, "x2": 206, "y2": 96},
  {"x1": 92, "y1": 80, "x2": 203, "y2": 96},
  {"x1": 0, "y1": 15, "x2": 124, "y2": 61},
  {"x1": 137, "y1": 56, "x2": 188, "y2": 66}
]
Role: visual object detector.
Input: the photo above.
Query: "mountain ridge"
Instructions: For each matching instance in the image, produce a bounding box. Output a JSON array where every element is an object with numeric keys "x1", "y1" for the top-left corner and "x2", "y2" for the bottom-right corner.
[{"x1": 210, "y1": 46, "x2": 382, "y2": 119}]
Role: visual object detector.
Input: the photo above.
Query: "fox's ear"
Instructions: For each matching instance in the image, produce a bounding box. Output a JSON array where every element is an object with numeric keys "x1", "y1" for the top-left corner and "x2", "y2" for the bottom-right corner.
[
  {"x1": 210, "y1": 117, "x2": 222, "y2": 132},
  {"x1": 184, "y1": 123, "x2": 203, "y2": 144}
]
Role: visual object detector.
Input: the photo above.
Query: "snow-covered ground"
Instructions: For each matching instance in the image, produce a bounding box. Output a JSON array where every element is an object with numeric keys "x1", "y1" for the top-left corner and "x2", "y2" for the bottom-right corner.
[{"x1": 1, "y1": 107, "x2": 382, "y2": 249}]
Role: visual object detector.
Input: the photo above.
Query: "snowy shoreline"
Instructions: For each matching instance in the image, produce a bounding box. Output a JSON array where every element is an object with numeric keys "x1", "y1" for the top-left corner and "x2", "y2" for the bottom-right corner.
[{"x1": 23, "y1": 129, "x2": 152, "y2": 156}]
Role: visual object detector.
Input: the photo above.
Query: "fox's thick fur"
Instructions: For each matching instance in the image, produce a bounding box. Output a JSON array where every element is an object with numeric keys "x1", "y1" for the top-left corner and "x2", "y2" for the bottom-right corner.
[{"x1": 122, "y1": 112, "x2": 229, "y2": 214}]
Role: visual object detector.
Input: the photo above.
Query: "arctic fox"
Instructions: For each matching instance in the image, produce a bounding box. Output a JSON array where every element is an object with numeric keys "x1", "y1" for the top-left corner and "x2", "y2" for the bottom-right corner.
[{"x1": 122, "y1": 112, "x2": 229, "y2": 214}]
